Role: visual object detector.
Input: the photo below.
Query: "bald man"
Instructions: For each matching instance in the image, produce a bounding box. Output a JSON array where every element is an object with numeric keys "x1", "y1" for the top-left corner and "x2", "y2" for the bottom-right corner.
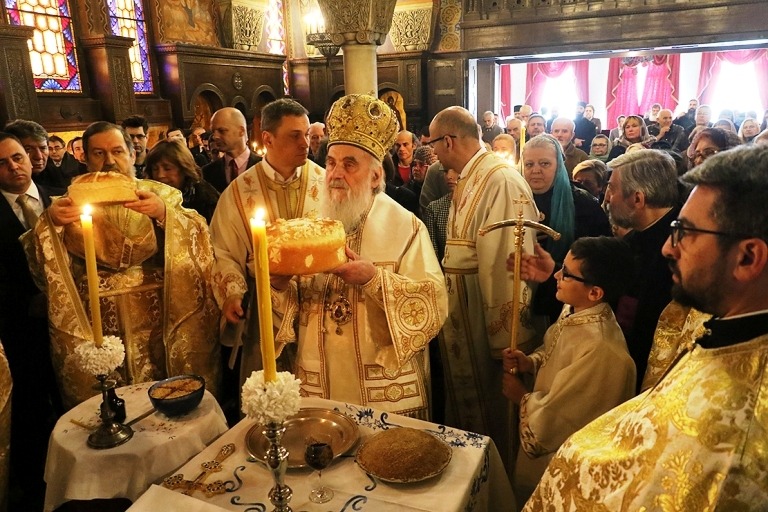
[
  {"x1": 430, "y1": 105, "x2": 539, "y2": 468},
  {"x1": 393, "y1": 130, "x2": 417, "y2": 185},
  {"x1": 202, "y1": 107, "x2": 262, "y2": 192},
  {"x1": 505, "y1": 117, "x2": 523, "y2": 146},
  {"x1": 308, "y1": 122, "x2": 326, "y2": 164},
  {"x1": 551, "y1": 117, "x2": 588, "y2": 172},
  {"x1": 647, "y1": 108, "x2": 688, "y2": 152}
]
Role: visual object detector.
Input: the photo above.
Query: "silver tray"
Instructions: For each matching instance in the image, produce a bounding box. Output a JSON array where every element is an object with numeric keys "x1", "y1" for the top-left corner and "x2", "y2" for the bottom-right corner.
[{"x1": 245, "y1": 408, "x2": 359, "y2": 469}]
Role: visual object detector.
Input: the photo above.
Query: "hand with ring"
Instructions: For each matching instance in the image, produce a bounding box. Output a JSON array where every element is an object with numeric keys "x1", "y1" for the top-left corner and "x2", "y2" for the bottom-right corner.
[{"x1": 503, "y1": 347, "x2": 533, "y2": 375}]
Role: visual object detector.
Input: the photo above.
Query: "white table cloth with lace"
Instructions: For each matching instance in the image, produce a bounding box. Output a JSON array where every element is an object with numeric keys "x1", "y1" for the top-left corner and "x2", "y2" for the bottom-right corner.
[
  {"x1": 127, "y1": 396, "x2": 514, "y2": 512},
  {"x1": 44, "y1": 381, "x2": 228, "y2": 512}
]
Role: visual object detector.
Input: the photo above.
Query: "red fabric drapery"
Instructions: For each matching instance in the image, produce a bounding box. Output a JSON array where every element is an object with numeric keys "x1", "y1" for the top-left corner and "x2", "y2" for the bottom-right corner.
[
  {"x1": 605, "y1": 58, "x2": 639, "y2": 130},
  {"x1": 638, "y1": 54, "x2": 680, "y2": 116},
  {"x1": 499, "y1": 64, "x2": 512, "y2": 122},
  {"x1": 697, "y1": 49, "x2": 768, "y2": 108},
  {"x1": 605, "y1": 55, "x2": 680, "y2": 129},
  {"x1": 524, "y1": 60, "x2": 589, "y2": 113}
]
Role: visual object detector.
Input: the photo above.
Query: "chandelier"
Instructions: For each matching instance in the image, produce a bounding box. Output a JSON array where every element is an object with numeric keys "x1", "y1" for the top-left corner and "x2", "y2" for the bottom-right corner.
[{"x1": 304, "y1": 10, "x2": 340, "y2": 58}]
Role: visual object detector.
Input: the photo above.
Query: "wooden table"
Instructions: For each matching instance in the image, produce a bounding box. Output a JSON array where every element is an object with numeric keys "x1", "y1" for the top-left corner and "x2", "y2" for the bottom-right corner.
[
  {"x1": 44, "y1": 381, "x2": 228, "y2": 512},
  {"x1": 128, "y1": 396, "x2": 515, "y2": 511}
]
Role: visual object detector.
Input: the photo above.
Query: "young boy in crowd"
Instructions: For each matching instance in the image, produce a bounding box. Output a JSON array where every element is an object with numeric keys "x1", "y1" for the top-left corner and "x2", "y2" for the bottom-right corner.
[{"x1": 503, "y1": 236, "x2": 637, "y2": 505}]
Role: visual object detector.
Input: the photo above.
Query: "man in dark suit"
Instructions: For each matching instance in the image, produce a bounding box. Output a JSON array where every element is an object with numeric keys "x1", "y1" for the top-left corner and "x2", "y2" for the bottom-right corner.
[
  {"x1": 202, "y1": 107, "x2": 261, "y2": 193},
  {"x1": 0, "y1": 132, "x2": 61, "y2": 510}
]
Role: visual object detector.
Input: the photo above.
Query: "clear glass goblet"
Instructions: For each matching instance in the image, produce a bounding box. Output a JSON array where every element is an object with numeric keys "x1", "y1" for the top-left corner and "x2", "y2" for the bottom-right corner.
[{"x1": 304, "y1": 433, "x2": 334, "y2": 504}]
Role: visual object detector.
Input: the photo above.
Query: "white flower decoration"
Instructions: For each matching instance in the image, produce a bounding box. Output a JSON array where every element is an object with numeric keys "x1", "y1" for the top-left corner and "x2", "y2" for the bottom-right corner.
[
  {"x1": 241, "y1": 370, "x2": 301, "y2": 424},
  {"x1": 73, "y1": 335, "x2": 125, "y2": 376}
]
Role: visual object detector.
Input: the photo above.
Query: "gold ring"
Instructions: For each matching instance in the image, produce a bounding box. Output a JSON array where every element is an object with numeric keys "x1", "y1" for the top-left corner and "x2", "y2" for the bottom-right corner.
[{"x1": 508, "y1": 368, "x2": 517, "y2": 375}]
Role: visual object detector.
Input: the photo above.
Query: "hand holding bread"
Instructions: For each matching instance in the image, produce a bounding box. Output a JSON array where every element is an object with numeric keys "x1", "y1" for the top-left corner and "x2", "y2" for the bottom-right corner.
[
  {"x1": 124, "y1": 189, "x2": 166, "y2": 222},
  {"x1": 49, "y1": 196, "x2": 82, "y2": 226},
  {"x1": 331, "y1": 247, "x2": 376, "y2": 286}
]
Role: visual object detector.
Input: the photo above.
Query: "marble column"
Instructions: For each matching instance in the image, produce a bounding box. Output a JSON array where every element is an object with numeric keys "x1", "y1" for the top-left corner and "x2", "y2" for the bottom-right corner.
[{"x1": 316, "y1": 0, "x2": 397, "y2": 95}]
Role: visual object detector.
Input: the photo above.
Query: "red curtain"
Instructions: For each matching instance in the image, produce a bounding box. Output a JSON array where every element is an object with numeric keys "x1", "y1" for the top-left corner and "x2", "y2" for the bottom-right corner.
[
  {"x1": 605, "y1": 58, "x2": 639, "y2": 130},
  {"x1": 638, "y1": 54, "x2": 680, "y2": 115},
  {"x1": 606, "y1": 55, "x2": 680, "y2": 129},
  {"x1": 499, "y1": 64, "x2": 512, "y2": 122},
  {"x1": 524, "y1": 60, "x2": 589, "y2": 113},
  {"x1": 698, "y1": 49, "x2": 768, "y2": 107}
]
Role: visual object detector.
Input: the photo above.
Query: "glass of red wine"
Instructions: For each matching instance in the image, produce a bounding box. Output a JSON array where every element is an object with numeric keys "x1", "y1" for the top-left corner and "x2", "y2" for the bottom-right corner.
[{"x1": 304, "y1": 433, "x2": 334, "y2": 504}]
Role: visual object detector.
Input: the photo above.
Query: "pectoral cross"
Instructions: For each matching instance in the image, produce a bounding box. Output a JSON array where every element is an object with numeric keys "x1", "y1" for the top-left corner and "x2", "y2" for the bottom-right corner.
[{"x1": 163, "y1": 443, "x2": 235, "y2": 497}]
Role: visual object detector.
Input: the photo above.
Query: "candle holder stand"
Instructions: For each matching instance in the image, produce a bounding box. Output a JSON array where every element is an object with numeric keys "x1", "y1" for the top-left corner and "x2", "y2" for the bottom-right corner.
[
  {"x1": 87, "y1": 374, "x2": 133, "y2": 449},
  {"x1": 263, "y1": 421, "x2": 293, "y2": 512}
]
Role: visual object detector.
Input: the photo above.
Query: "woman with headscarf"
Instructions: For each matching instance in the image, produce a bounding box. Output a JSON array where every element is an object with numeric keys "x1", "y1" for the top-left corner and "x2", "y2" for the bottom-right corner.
[
  {"x1": 522, "y1": 134, "x2": 611, "y2": 323},
  {"x1": 607, "y1": 115, "x2": 656, "y2": 161},
  {"x1": 145, "y1": 139, "x2": 220, "y2": 223},
  {"x1": 588, "y1": 134, "x2": 612, "y2": 163}
]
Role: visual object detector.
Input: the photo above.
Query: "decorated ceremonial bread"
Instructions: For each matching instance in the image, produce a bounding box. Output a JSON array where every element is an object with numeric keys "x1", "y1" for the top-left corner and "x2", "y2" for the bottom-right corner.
[
  {"x1": 68, "y1": 171, "x2": 138, "y2": 205},
  {"x1": 265, "y1": 217, "x2": 347, "y2": 275},
  {"x1": 356, "y1": 427, "x2": 452, "y2": 483}
]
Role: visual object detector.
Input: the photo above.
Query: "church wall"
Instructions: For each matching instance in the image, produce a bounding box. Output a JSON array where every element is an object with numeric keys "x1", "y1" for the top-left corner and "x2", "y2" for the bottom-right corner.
[{"x1": 2, "y1": 0, "x2": 767, "y2": 135}]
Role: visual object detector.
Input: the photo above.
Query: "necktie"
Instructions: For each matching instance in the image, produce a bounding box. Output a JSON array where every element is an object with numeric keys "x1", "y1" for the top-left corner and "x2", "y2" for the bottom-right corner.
[
  {"x1": 229, "y1": 159, "x2": 238, "y2": 183},
  {"x1": 16, "y1": 194, "x2": 39, "y2": 230}
]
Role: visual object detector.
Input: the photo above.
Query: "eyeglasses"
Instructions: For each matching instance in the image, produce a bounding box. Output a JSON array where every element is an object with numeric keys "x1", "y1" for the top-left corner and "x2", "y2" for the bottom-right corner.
[
  {"x1": 558, "y1": 264, "x2": 589, "y2": 284},
  {"x1": 426, "y1": 134, "x2": 457, "y2": 147},
  {"x1": 669, "y1": 220, "x2": 754, "y2": 248},
  {"x1": 691, "y1": 147, "x2": 719, "y2": 163}
]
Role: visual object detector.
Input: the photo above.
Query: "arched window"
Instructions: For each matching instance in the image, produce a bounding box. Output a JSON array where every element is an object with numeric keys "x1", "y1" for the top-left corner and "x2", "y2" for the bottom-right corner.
[
  {"x1": 107, "y1": 0, "x2": 153, "y2": 93},
  {"x1": 5, "y1": 0, "x2": 81, "y2": 91}
]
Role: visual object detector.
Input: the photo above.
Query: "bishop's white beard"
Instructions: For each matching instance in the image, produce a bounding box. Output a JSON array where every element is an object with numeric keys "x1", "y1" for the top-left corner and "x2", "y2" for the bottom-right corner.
[{"x1": 322, "y1": 176, "x2": 374, "y2": 233}]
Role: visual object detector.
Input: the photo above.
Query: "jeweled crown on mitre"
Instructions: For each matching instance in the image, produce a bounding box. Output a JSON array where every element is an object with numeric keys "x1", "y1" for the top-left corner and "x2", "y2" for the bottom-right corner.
[{"x1": 326, "y1": 93, "x2": 400, "y2": 162}]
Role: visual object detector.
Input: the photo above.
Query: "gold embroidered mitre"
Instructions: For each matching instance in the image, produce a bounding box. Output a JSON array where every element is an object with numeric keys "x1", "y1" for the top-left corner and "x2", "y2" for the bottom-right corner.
[{"x1": 326, "y1": 94, "x2": 399, "y2": 162}]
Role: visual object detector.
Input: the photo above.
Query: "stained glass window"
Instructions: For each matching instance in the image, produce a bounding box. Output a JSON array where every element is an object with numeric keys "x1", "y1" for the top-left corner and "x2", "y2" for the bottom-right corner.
[
  {"x1": 107, "y1": 0, "x2": 153, "y2": 93},
  {"x1": 266, "y1": 0, "x2": 289, "y2": 94},
  {"x1": 5, "y1": 0, "x2": 81, "y2": 91}
]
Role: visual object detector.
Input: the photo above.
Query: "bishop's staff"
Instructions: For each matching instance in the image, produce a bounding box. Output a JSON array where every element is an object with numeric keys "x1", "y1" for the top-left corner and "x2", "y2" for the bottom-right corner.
[
  {"x1": 478, "y1": 196, "x2": 560, "y2": 480},
  {"x1": 478, "y1": 198, "x2": 560, "y2": 352}
]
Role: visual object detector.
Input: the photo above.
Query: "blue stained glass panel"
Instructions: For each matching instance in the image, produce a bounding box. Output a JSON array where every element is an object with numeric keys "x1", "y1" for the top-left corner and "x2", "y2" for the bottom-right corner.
[{"x1": 106, "y1": 0, "x2": 153, "y2": 93}]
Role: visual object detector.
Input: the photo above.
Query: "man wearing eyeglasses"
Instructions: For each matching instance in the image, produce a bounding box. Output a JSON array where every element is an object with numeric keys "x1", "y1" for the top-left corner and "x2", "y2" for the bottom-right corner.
[
  {"x1": 604, "y1": 149, "x2": 679, "y2": 393},
  {"x1": 121, "y1": 115, "x2": 150, "y2": 179},
  {"x1": 525, "y1": 143, "x2": 768, "y2": 511},
  {"x1": 430, "y1": 106, "x2": 539, "y2": 468}
]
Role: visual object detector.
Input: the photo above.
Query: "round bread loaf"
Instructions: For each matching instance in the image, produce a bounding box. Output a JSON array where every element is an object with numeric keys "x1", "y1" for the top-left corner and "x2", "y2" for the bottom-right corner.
[
  {"x1": 266, "y1": 217, "x2": 347, "y2": 275},
  {"x1": 356, "y1": 427, "x2": 452, "y2": 482},
  {"x1": 68, "y1": 171, "x2": 138, "y2": 205}
]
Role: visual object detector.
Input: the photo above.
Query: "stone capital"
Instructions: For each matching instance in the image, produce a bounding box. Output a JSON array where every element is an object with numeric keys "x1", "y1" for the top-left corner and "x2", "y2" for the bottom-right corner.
[{"x1": 317, "y1": 0, "x2": 397, "y2": 46}]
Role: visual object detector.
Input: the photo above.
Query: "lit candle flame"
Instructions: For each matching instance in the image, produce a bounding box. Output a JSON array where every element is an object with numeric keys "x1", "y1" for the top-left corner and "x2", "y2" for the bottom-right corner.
[
  {"x1": 82, "y1": 204, "x2": 92, "y2": 216},
  {"x1": 254, "y1": 208, "x2": 265, "y2": 223}
]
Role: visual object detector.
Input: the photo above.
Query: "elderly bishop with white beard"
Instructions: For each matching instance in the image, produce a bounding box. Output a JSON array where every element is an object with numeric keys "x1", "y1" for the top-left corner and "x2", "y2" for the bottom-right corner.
[{"x1": 271, "y1": 94, "x2": 448, "y2": 419}]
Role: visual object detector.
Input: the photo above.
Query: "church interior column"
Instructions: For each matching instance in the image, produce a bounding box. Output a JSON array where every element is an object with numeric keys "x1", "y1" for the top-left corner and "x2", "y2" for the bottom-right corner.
[{"x1": 316, "y1": 0, "x2": 397, "y2": 95}]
